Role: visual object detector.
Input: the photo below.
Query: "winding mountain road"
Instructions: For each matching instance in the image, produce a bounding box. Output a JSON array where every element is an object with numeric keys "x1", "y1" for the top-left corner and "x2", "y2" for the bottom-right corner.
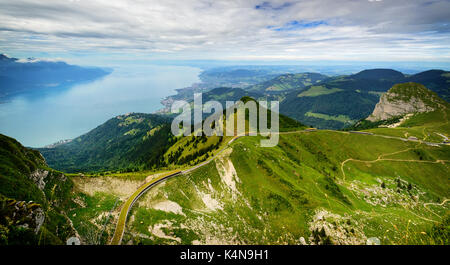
[
  {"x1": 110, "y1": 135, "x2": 241, "y2": 245},
  {"x1": 110, "y1": 170, "x2": 182, "y2": 245}
]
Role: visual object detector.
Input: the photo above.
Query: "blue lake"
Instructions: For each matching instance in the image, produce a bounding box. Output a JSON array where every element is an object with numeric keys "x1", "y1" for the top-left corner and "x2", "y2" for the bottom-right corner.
[{"x1": 0, "y1": 64, "x2": 201, "y2": 147}]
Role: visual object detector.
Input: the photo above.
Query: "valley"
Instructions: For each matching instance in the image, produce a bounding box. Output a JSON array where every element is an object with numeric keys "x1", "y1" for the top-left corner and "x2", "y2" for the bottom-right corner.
[{"x1": 1, "y1": 65, "x2": 449, "y2": 246}]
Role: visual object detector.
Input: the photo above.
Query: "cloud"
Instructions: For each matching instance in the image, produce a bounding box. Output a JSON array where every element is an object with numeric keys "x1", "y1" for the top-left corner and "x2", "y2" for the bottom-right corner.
[
  {"x1": 0, "y1": 0, "x2": 449, "y2": 61},
  {"x1": 255, "y1": 1, "x2": 293, "y2": 10},
  {"x1": 16, "y1": 57, "x2": 64, "y2": 63}
]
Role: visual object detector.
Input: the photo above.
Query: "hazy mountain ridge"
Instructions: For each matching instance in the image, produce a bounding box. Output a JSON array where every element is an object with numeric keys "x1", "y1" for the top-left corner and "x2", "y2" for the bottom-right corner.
[
  {"x1": 246, "y1": 72, "x2": 328, "y2": 93},
  {"x1": 160, "y1": 68, "x2": 449, "y2": 130},
  {"x1": 408, "y1": 70, "x2": 450, "y2": 102},
  {"x1": 158, "y1": 66, "x2": 320, "y2": 112},
  {"x1": 169, "y1": 68, "x2": 449, "y2": 129},
  {"x1": 0, "y1": 54, "x2": 111, "y2": 99}
]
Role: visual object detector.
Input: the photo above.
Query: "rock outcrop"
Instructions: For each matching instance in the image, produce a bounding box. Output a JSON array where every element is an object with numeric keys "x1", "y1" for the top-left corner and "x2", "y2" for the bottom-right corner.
[
  {"x1": 29, "y1": 169, "x2": 49, "y2": 191},
  {"x1": 367, "y1": 82, "x2": 442, "y2": 122},
  {"x1": 1, "y1": 197, "x2": 45, "y2": 235}
]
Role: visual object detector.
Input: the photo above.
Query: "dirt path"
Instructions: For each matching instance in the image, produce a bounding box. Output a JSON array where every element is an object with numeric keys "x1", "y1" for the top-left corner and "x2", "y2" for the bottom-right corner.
[
  {"x1": 341, "y1": 147, "x2": 414, "y2": 181},
  {"x1": 423, "y1": 199, "x2": 449, "y2": 218},
  {"x1": 340, "y1": 144, "x2": 448, "y2": 224},
  {"x1": 341, "y1": 156, "x2": 449, "y2": 181}
]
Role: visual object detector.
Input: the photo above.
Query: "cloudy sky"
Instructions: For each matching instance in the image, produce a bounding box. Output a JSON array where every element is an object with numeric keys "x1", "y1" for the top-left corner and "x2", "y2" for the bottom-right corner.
[{"x1": 0, "y1": 0, "x2": 449, "y2": 63}]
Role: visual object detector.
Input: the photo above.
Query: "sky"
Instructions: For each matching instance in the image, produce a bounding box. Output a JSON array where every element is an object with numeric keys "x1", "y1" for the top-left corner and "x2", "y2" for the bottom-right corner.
[{"x1": 0, "y1": 0, "x2": 450, "y2": 64}]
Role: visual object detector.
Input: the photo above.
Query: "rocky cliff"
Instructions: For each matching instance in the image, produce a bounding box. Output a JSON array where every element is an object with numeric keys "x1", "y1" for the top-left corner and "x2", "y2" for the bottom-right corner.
[{"x1": 367, "y1": 82, "x2": 443, "y2": 122}]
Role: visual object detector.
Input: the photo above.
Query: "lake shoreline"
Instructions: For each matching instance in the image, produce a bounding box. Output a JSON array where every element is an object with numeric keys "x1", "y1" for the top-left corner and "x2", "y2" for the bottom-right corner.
[{"x1": 0, "y1": 64, "x2": 201, "y2": 147}]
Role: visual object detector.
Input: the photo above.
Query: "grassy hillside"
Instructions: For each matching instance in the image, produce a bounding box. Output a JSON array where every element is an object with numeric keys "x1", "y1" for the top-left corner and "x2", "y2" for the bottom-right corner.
[
  {"x1": 0, "y1": 134, "x2": 47, "y2": 202},
  {"x1": 62, "y1": 101, "x2": 306, "y2": 244},
  {"x1": 160, "y1": 97, "x2": 305, "y2": 168},
  {"x1": 53, "y1": 97, "x2": 448, "y2": 245},
  {"x1": 365, "y1": 109, "x2": 450, "y2": 143},
  {"x1": 118, "y1": 130, "x2": 449, "y2": 245},
  {"x1": 386, "y1": 82, "x2": 446, "y2": 107},
  {"x1": 0, "y1": 134, "x2": 75, "y2": 245}
]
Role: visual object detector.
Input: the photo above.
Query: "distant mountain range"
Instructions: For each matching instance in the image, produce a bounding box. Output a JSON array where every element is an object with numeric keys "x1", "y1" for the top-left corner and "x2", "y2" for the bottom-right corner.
[
  {"x1": 246, "y1": 72, "x2": 328, "y2": 93},
  {"x1": 0, "y1": 54, "x2": 111, "y2": 99},
  {"x1": 163, "y1": 68, "x2": 449, "y2": 130},
  {"x1": 278, "y1": 69, "x2": 449, "y2": 129}
]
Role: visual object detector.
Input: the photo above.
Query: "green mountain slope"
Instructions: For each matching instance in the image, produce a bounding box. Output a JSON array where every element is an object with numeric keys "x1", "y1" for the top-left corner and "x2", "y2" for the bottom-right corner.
[
  {"x1": 39, "y1": 98, "x2": 305, "y2": 173},
  {"x1": 0, "y1": 134, "x2": 75, "y2": 245},
  {"x1": 30, "y1": 97, "x2": 446, "y2": 245},
  {"x1": 121, "y1": 130, "x2": 449, "y2": 245},
  {"x1": 39, "y1": 113, "x2": 175, "y2": 173},
  {"x1": 281, "y1": 90, "x2": 379, "y2": 128},
  {"x1": 40, "y1": 100, "x2": 305, "y2": 245},
  {"x1": 162, "y1": 97, "x2": 305, "y2": 167}
]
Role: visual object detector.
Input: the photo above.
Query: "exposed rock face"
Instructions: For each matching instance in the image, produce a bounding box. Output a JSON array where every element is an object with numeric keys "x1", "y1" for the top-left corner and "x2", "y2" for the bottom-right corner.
[
  {"x1": 367, "y1": 82, "x2": 439, "y2": 122},
  {"x1": 29, "y1": 169, "x2": 49, "y2": 190},
  {"x1": 215, "y1": 148, "x2": 241, "y2": 201},
  {"x1": 367, "y1": 93, "x2": 433, "y2": 121},
  {"x1": 33, "y1": 208, "x2": 45, "y2": 234}
]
